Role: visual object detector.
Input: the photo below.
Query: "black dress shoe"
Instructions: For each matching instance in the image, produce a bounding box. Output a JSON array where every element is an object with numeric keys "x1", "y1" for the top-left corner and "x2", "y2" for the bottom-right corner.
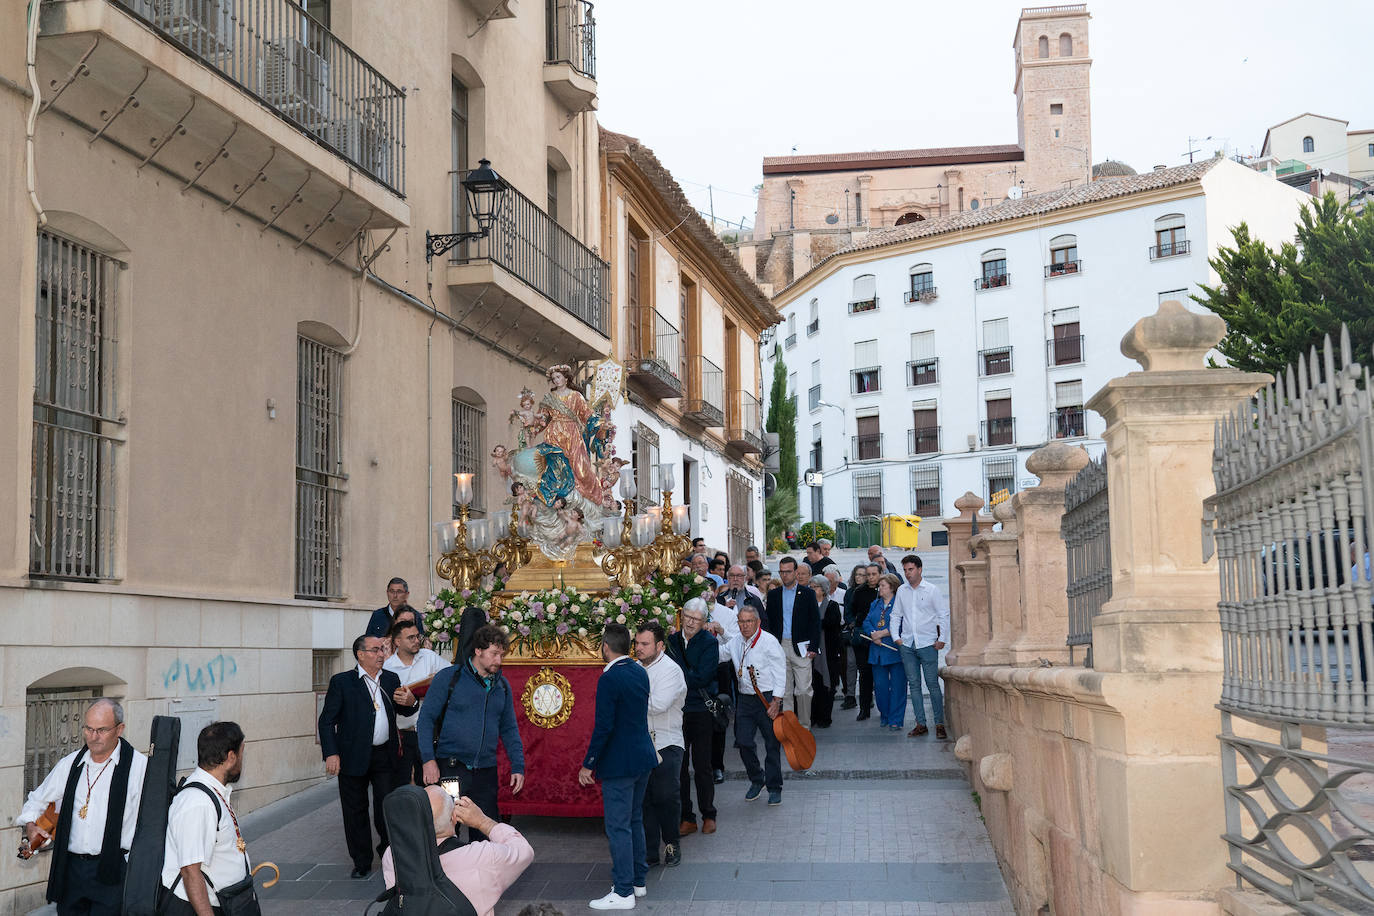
[
  {"x1": 350, "y1": 867, "x2": 370, "y2": 879},
  {"x1": 645, "y1": 856, "x2": 661, "y2": 868},
  {"x1": 856, "y1": 711, "x2": 871, "y2": 721},
  {"x1": 813, "y1": 721, "x2": 831, "y2": 728},
  {"x1": 712, "y1": 768, "x2": 725, "y2": 784},
  {"x1": 664, "y1": 843, "x2": 681, "y2": 867},
  {"x1": 840, "y1": 697, "x2": 857, "y2": 710}
]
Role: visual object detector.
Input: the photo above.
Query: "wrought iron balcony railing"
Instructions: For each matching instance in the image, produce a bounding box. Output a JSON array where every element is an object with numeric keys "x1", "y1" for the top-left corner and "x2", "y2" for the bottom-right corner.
[
  {"x1": 629, "y1": 307, "x2": 682, "y2": 397},
  {"x1": 1149, "y1": 239, "x2": 1191, "y2": 259},
  {"x1": 546, "y1": 0, "x2": 597, "y2": 79},
  {"x1": 785, "y1": 333, "x2": 797, "y2": 349},
  {"x1": 807, "y1": 384, "x2": 821, "y2": 412},
  {"x1": 980, "y1": 417, "x2": 1016, "y2": 447},
  {"x1": 975, "y1": 272, "x2": 1010, "y2": 291},
  {"x1": 908, "y1": 357, "x2": 938, "y2": 387},
  {"x1": 1045, "y1": 259, "x2": 1082, "y2": 277},
  {"x1": 904, "y1": 286, "x2": 938, "y2": 303},
  {"x1": 1047, "y1": 335, "x2": 1084, "y2": 366},
  {"x1": 727, "y1": 390, "x2": 763, "y2": 452},
  {"x1": 683, "y1": 355, "x2": 724, "y2": 426},
  {"x1": 806, "y1": 318, "x2": 820, "y2": 336},
  {"x1": 851, "y1": 434, "x2": 883, "y2": 462},
  {"x1": 851, "y1": 366, "x2": 881, "y2": 394},
  {"x1": 450, "y1": 171, "x2": 608, "y2": 335},
  {"x1": 908, "y1": 427, "x2": 941, "y2": 455},
  {"x1": 118, "y1": 0, "x2": 406, "y2": 195},
  {"x1": 978, "y1": 347, "x2": 1013, "y2": 377},
  {"x1": 848, "y1": 297, "x2": 879, "y2": 314},
  {"x1": 1052, "y1": 407, "x2": 1086, "y2": 439}
]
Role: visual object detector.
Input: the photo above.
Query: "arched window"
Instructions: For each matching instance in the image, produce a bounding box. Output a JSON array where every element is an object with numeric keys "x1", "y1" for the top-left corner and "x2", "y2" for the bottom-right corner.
[
  {"x1": 1152, "y1": 213, "x2": 1187, "y2": 258},
  {"x1": 894, "y1": 211, "x2": 925, "y2": 226},
  {"x1": 908, "y1": 263, "x2": 935, "y2": 301},
  {"x1": 1048, "y1": 234, "x2": 1079, "y2": 275},
  {"x1": 1059, "y1": 33, "x2": 1073, "y2": 56},
  {"x1": 1037, "y1": 35, "x2": 1049, "y2": 58},
  {"x1": 1302, "y1": 136, "x2": 1315, "y2": 154},
  {"x1": 850, "y1": 274, "x2": 878, "y2": 313},
  {"x1": 979, "y1": 249, "x2": 1008, "y2": 289}
]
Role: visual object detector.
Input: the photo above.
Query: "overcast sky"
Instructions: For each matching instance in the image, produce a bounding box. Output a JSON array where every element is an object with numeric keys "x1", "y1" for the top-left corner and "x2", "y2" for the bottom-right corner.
[{"x1": 594, "y1": 0, "x2": 1371, "y2": 232}]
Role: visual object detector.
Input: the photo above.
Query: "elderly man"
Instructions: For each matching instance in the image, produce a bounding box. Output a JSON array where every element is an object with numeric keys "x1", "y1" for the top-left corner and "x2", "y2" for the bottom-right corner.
[
  {"x1": 381, "y1": 787, "x2": 534, "y2": 916},
  {"x1": 691, "y1": 553, "x2": 723, "y2": 589},
  {"x1": 19, "y1": 698, "x2": 147, "y2": 916},
  {"x1": 718, "y1": 565, "x2": 765, "y2": 620},
  {"x1": 368, "y1": 577, "x2": 423, "y2": 639},
  {"x1": 867, "y1": 546, "x2": 899, "y2": 575},
  {"x1": 666, "y1": 598, "x2": 720, "y2": 837},
  {"x1": 726, "y1": 608, "x2": 787, "y2": 806}
]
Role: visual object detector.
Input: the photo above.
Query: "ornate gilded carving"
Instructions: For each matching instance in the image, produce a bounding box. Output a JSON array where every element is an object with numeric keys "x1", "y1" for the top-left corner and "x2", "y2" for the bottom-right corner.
[{"x1": 521, "y1": 667, "x2": 575, "y2": 728}]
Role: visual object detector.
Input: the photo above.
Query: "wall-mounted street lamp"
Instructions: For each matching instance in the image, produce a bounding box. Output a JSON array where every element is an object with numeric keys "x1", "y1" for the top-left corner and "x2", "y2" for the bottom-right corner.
[{"x1": 424, "y1": 158, "x2": 510, "y2": 263}]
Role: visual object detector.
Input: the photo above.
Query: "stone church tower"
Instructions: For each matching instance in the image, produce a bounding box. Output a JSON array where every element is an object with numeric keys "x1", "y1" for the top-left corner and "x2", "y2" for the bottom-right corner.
[{"x1": 1014, "y1": 5, "x2": 1093, "y2": 192}]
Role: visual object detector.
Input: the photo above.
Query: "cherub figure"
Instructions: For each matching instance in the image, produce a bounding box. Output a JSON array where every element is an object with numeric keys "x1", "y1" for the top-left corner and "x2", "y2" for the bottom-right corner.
[
  {"x1": 552, "y1": 498, "x2": 585, "y2": 548},
  {"x1": 490, "y1": 444, "x2": 513, "y2": 480},
  {"x1": 510, "y1": 481, "x2": 537, "y2": 530},
  {"x1": 507, "y1": 388, "x2": 544, "y2": 449}
]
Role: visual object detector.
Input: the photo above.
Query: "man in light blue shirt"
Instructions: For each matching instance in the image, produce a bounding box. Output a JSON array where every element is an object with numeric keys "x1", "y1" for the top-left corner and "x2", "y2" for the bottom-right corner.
[
  {"x1": 890, "y1": 554, "x2": 950, "y2": 739},
  {"x1": 763, "y1": 557, "x2": 821, "y2": 728}
]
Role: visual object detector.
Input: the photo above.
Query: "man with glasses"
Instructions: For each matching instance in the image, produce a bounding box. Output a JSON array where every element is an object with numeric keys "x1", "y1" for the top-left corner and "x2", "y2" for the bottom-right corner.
[
  {"x1": 367, "y1": 576, "x2": 423, "y2": 639},
  {"x1": 666, "y1": 598, "x2": 721, "y2": 837},
  {"x1": 19, "y1": 698, "x2": 147, "y2": 916},
  {"x1": 384, "y1": 618, "x2": 446, "y2": 787},
  {"x1": 319, "y1": 634, "x2": 419, "y2": 878}
]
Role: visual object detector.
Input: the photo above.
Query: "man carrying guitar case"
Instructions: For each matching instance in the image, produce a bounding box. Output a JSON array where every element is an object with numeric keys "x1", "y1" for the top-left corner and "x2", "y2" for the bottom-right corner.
[
  {"x1": 376, "y1": 786, "x2": 478, "y2": 916},
  {"x1": 123, "y1": 715, "x2": 181, "y2": 916}
]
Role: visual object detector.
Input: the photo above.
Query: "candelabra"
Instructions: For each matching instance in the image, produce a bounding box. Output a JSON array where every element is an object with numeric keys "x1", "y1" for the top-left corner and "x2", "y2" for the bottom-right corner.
[
  {"x1": 489, "y1": 506, "x2": 532, "y2": 578},
  {"x1": 600, "y1": 467, "x2": 653, "y2": 588},
  {"x1": 434, "y1": 473, "x2": 495, "y2": 592},
  {"x1": 650, "y1": 463, "x2": 692, "y2": 573}
]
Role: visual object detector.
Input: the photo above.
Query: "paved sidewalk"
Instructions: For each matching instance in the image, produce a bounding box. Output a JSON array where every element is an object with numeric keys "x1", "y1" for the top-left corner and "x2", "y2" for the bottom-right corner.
[{"x1": 244, "y1": 545, "x2": 1011, "y2": 914}]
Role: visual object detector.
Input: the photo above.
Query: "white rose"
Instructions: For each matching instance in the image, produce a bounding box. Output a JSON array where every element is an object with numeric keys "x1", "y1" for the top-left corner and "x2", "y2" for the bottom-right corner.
[
  {"x1": 693, "y1": 575, "x2": 704, "y2": 584},
  {"x1": 510, "y1": 610, "x2": 523, "y2": 622},
  {"x1": 660, "y1": 592, "x2": 670, "y2": 600},
  {"x1": 578, "y1": 627, "x2": 588, "y2": 636},
  {"x1": 501, "y1": 625, "x2": 511, "y2": 633},
  {"x1": 616, "y1": 614, "x2": 627, "y2": 624}
]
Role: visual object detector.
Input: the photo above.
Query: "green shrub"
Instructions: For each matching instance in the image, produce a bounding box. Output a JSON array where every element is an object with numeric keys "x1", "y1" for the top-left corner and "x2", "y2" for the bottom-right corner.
[{"x1": 797, "y1": 521, "x2": 837, "y2": 545}]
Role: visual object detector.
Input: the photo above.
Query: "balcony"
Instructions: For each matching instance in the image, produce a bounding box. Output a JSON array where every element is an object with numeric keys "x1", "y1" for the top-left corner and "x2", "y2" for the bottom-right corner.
[
  {"x1": 544, "y1": 0, "x2": 597, "y2": 111},
  {"x1": 908, "y1": 358, "x2": 938, "y2": 387},
  {"x1": 1149, "y1": 239, "x2": 1191, "y2": 260},
  {"x1": 978, "y1": 347, "x2": 1013, "y2": 377},
  {"x1": 852, "y1": 434, "x2": 883, "y2": 462},
  {"x1": 808, "y1": 384, "x2": 821, "y2": 412},
  {"x1": 1047, "y1": 335, "x2": 1084, "y2": 367},
  {"x1": 849, "y1": 297, "x2": 879, "y2": 314},
  {"x1": 682, "y1": 355, "x2": 724, "y2": 427},
  {"x1": 628, "y1": 307, "x2": 682, "y2": 399},
  {"x1": 806, "y1": 318, "x2": 820, "y2": 336},
  {"x1": 975, "y1": 272, "x2": 1010, "y2": 291},
  {"x1": 851, "y1": 366, "x2": 881, "y2": 395},
  {"x1": 1052, "y1": 407, "x2": 1086, "y2": 439},
  {"x1": 36, "y1": 0, "x2": 409, "y2": 249},
  {"x1": 980, "y1": 417, "x2": 1016, "y2": 448},
  {"x1": 785, "y1": 332, "x2": 797, "y2": 349},
  {"x1": 1045, "y1": 259, "x2": 1083, "y2": 278},
  {"x1": 446, "y1": 171, "x2": 609, "y2": 360},
  {"x1": 727, "y1": 390, "x2": 763, "y2": 453},
  {"x1": 908, "y1": 427, "x2": 941, "y2": 455},
  {"x1": 904, "y1": 287, "x2": 938, "y2": 304}
]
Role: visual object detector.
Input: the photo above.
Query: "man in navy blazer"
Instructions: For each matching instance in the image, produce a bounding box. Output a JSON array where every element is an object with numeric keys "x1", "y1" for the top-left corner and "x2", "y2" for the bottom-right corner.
[
  {"x1": 579, "y1": 623, "x2": 657, "y2": 910},
  {"x1": 365, "y1": 576, "x2": 424, "y2": 638},
  {"x1": 764, "y1": 556, "x2": 823, "y2": 728},
  {"x1": 319, "y1": 633, "x2": 420, "y2": 878}
]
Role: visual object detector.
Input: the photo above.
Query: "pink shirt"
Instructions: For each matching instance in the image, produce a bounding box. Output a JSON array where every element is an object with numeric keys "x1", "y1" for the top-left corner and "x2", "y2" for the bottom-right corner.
[{"x1": 381, "y1": 823, "x2": 534, "y2": 916}]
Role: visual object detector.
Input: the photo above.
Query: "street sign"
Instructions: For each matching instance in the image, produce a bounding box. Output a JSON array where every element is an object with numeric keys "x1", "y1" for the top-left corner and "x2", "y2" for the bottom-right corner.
[{"x1": 804, "y1": 470, "x2": 824, "y2": 487}]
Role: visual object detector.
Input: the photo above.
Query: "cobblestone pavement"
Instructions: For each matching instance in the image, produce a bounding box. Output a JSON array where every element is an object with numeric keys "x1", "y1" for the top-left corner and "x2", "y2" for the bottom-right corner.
[{"x1": 244, "y1": 546, "x2": 1010, "y2": 914}]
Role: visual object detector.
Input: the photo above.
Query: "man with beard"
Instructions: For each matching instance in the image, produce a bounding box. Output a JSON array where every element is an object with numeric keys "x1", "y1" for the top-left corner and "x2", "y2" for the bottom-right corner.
[{"x1": 160, "y1": 722, "x2": 249, "y2": 916}]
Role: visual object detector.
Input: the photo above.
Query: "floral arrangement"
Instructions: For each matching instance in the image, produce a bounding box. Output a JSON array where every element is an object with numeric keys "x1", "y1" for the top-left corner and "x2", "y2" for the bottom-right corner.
[
  {"x1": 495, "y1": 583, "x2": 677, "y2": 652},
  {"x1": 649, "y1": 568, "x2": 715, "y2": 606},
  {"x1": 422, "y1": 581, "x2": 502, "y2": 647}
]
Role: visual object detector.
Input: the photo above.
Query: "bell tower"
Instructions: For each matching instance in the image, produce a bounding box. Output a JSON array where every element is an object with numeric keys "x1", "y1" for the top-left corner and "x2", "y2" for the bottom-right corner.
[{"x1": 1014, "y1": 5, "x2": 1092, "y2": 192}]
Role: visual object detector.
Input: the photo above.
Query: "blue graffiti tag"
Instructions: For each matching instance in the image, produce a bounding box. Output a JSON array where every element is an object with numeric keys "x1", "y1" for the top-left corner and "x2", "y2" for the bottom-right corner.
[{"x1": 162, "y1": 654, "x2": 238, "y2": 691}]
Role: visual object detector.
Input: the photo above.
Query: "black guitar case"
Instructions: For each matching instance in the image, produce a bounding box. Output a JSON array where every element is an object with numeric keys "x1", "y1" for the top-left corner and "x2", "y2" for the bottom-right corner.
[
  {"x1": 122, "y1": 715, "x2": 182, "y2": 916},
  {"x1": 378, "y1": 786, "x2": 478, "y2": 916}
]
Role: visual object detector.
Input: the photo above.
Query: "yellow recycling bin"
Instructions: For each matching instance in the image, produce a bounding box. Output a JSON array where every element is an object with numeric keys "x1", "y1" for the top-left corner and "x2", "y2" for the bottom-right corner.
[{"x1": 882, "y1": 514, "x2": 921, "y2": 550}]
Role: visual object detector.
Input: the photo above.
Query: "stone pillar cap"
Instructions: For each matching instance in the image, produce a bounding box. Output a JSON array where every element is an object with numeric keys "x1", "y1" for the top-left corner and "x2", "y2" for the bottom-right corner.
[
  {"x1": 992, "y1": 500, "x2": 1016, "y2": 525},
  {"x1": 1120, "y1": 299, "x2": 1225, "y2": 372},
  {"x1": 1024, "y1": 442, "x2": 1090, "y2": 488},
  {"x1": 954, "y1": 491, "x2": 985, "y2": 512}
]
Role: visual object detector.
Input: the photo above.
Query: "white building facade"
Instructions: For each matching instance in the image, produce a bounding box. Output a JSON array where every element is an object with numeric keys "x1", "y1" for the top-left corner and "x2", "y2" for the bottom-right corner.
[{"x1": 767, "y1": 159, "x2": 1308, "y2": 544}]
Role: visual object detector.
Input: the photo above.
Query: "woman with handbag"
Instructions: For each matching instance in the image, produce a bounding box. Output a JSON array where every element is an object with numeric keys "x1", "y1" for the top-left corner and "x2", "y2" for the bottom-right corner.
[
  {"x1": 843, "y1": 564, "x2": 878, "y2": 721},
  {"x1": 862, "y1": 574, "x2": 908, "y2": 731}
]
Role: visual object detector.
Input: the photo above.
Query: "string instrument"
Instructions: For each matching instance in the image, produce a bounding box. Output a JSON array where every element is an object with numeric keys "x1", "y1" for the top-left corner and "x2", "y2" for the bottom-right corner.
[
  {"x1": 747, "y1": 666, "x2": 817, "y2": 772},
  {"x1": 17, "y1": 802, "x2": 57, "y2": 859}
]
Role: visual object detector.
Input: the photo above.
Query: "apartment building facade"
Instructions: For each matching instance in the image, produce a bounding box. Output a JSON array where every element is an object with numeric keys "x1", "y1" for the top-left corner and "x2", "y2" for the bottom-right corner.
[
  {"x1": 767, "y1": 159, "x2": 1308, "y2": 545},
  {"x1": 600, "y1": 131, "x2": 775, "y2": 561},
  {"x1": 1, "y1": 0, "x2": 605, "y2": 905}
]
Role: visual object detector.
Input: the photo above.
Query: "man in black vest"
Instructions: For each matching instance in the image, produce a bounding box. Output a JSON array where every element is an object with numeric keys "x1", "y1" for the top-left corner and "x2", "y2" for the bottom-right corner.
[
  {"x1": 319, "y1": 634, "x2": 420, "y2": 878},
  {"x1": 18, "y1": 698, "x2": 147, "y2": 915}
]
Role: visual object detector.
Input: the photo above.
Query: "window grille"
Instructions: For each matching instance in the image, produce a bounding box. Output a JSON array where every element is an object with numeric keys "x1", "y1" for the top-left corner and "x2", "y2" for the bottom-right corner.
[
  {"x1": 853, "y1": 470, "x2": 883, "y2": 517},
  {"x1": 31, "y1": 231, "x2": 122, "y2": 581},
  {"x1": 312, "y1": 650, "x2": 340, "y2": 692},
  {"x1": 25, "y1": 688, "x2": 100, "y2": 794},
  {"x1": 452, "y1": 397, "x2": 485, "y2": 516},
  {"x1": 910, "y1": 466, "x2": 941, "y2": 517},
  {"x1": 726, "y1": 471, "x2": 753, "y2": 563},
  {"x1": 983, "y1": 456, "x2": 1017, "y2": 506},
  {"x1": 632, "y1": 425, "x2": 660, "y2": 512},
  {"x1": 296, "y1": 337, "x2": 345, "y2": 599}
]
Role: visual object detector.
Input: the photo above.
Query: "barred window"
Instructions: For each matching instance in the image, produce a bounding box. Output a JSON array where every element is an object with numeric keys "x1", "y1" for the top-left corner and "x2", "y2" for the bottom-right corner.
[
  {"x1": 312, "y1": 650, "x2": 341, "y2": 692},
  {"x1": 983, "y1": 456, "x2": 1017, "y2": 507},
  {"x1": 853, "y1": 470, "x2": 883, "y2": 517},
  {"x1": 26, "y1": 687, "x2": 101, "y2": 793},
  {"x1": 726, "y1": 471, "x2": 753, "y2": 563},
  {"x1": 910, "y1": 466, "x2": 941, "y2": 518},
  {"x1": 296, "y1": 337, "x2": 345, "y2": 599},
  {"x1": 32, "y1": 231, "x2": 122, "y2": 581},
  {"x1": 452, "y1": 395, "x2": 486, "y2": 516},
  {"x1": 632, "y1": 424, "x2": 660, "y2": 512}
]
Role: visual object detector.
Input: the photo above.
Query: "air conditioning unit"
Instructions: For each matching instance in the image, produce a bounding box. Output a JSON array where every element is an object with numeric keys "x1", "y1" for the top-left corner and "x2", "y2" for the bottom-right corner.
[
  {"x1": 967, "y1": 433, "x2": 978, "y2": 451},
  {"x1": 155, "y1": 0, "x2": 233, "y2": 58},
  {"x1": 331, "y1": 117, "x2": 391, "y2": 178},
  {"x1": 260, "y1": 39, "x2": 330, "y2": 133}
]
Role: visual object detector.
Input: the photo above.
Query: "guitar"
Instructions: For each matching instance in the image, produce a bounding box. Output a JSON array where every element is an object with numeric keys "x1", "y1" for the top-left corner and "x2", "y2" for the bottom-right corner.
[
  {"x1": 747, "y1": 666, "x2": 817, "y2": 772},
  {"x1": 17, "y1": 802, "x2": 57, "y2": 859}
]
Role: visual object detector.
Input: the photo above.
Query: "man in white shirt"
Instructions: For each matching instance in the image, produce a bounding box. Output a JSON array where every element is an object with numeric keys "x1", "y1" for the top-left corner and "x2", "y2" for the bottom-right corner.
[
  {"x1": 384, "y1": 617, "x2": 447, "y2": 788},
  {"x1": 160, "y1": 721, "x2": 249, "y2": 916},
  {"x1": 725, "y1": 608, "x2": 787, "y2": 806},
  {"x1": 890, "y1": 554, "x2": 951, "y2": 739},
  {"x1": 19, "y1": 698, "x2": 147, "y2": 916},
  {"x1": 635, "y1": 622, "x2": 687, "y2": 868}
]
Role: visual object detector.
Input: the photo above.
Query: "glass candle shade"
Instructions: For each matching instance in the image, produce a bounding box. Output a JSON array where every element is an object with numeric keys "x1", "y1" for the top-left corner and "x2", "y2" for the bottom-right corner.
[
  {"x1": 619, "y1": 466, "x2": 637, "y2": 501},
  {"x1": 434, "y1": 520, "x2": 458, "y2": 554},
  {"x1": 601, "y1": 517, "x2": 623, "y2": 548},
  {"x1": 672, "y1": 504, "x2": 690, "y2": 535},
  {"x1": 659, "y1": 462, "x2": 676, "y2": 494},
  {"x1": 453, "y1": 473, "x2": 475, "y2": 506}
]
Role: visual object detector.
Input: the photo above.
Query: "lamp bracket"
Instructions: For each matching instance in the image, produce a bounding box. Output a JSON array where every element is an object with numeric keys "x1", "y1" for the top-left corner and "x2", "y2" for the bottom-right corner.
[{"x1": 425, "y1": 229, "x2": 488, "y2": 263}]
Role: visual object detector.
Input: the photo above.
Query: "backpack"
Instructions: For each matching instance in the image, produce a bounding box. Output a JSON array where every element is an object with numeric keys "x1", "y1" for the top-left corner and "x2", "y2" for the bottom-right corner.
[
  {"x1": 378, "y1": 786, "x2": 478, "y2": 915},
  {"x1": 123, "y1": 715, "x2": 182, "y2": 916}
]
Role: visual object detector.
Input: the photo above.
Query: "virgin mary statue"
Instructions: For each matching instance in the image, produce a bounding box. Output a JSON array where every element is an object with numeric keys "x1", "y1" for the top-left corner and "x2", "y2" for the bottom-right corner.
[{"x1": 535, "y1": 364, "x2": 605, "y2": 507}]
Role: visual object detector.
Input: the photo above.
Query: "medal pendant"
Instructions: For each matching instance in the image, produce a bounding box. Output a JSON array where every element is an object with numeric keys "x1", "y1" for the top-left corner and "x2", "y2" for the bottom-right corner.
[
  {"x1": 236, "y1": 838, "x2": 246, "y2": 853},
  {"x1": 373, "y1": 701, "x2": 379, "y2": 711},
  {"x1": 78, "y1": 805, "x2": 88, "y2": 819}
]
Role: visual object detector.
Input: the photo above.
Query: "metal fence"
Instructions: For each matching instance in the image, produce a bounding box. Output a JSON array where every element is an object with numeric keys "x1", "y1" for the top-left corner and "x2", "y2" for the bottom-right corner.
[
  {"x1": 1062, "y1": 453, "x2": 1109, "y2": 665},
  {"x1": 116, "y1": 0, "x2": 406, "y2": 195},
  {"x1": 450, "y1": 171, "x2": 608, "y2": 336},
  {"x1": 1205, "y1": 328, "x2": 1374, "y2": 912},
  {"x1": 545, "y1": 0, "x2": 596, "y2": 79},
  {"x1": 684, "y1": 355, "x2": 724, "y2": 427}
]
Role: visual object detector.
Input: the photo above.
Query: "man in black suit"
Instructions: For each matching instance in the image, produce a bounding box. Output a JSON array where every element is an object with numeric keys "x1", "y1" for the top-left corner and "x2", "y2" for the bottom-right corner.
[
  {"x1": 366, "y1": 577, "x2": 423, "y2": 638},
  {"x1": 319, "y1": 634, "x2": 420, "y2": 878},
  {"x1": 764, "y1": 556, "x2": 822, "y2": 729}
]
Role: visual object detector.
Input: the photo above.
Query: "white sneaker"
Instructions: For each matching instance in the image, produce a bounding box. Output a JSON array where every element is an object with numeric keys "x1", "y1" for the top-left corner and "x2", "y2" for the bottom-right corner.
[
  {"x1": 634, "y1": 885, "x2": 647, "y2": 897},
  {"x1": 589, "y1": 890, "x2": 636, "y2": 910}
]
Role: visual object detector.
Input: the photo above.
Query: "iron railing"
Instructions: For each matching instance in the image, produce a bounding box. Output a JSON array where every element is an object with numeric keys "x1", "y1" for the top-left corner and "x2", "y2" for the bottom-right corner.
[
  {"x1": 785, "y1": 332, "x2": 797, "y2": 349},
  {"x1": 450, "y1": 171, "x2": 608, "y2": 335},
  {"x1": 728, "y1": 390, "x2": 763, "y2": 452},
  {"x1": 1149, "y1": 239, "x2": 1191, "y2": 259},
  {"x1": 851, "y1": 434, "x2": 883, "y2": 462},
  {"x1": 296, "y1": 336, "x2": 344, "y2": 600},
  {"x1": 1051, "y1": 407, "x2": 1086, "y2": 439},
  {"x1": 1062, "y1": 451, "x2": 1108, "y2": 663},
  {"x1": 806, "y1": 318, "x2": 820, "y2": 336},
  {"x1": 25, "y1": 691, "x2": 100, "y2": 793},
  {"x1": 1206, "y1": 328, "x2": 1374, "y2": 912},
  {"x1": 1048, "y1": 335, "x2": 1084, "y2": 366},
  {"x1": 979, "y1": 347, "x2": 1013, "y2": 376},
  {"x1": 807, "y1": 384, "x2": 821, "y2": 412},
  {"x1": 908, "y1": 358, "x2": 938, "y2": 387},
  {"x1": 851, "y1": 367, "x2": 881, "y2": 395},
  {"x1": 683, "y1": 355, "x2": 724, "y2": 426},
  {"x1": 116, "y1": 0, "x2": 406, "y2": 195},
  {"x1": 849, "y1": 297, "x2": 879, "y2": 314},
  {"x1": 975, "y1": 272, "x2": 1010, "y2": 291},
  {"x1": 631, "y1": 307, "x2": 681, "y2": 390},
  {"x1": 904, "y1": 287, "x2": 938, "y2": 303},
  {"x1": 1045, "y1": 259, "x2": 1083, "y2": 277},
  {"x1": 30, "y1": 422, "x2": 119, "y2": 581},
  {"x1": 908, "y1": 427, "x2": 940, "y2": 455},
  {"x1": 545, "y1": 0, "x2": 596, "y2": 79},
  {"x1": 980, "y1": 417, "x2": 1015, "y2": 447}
]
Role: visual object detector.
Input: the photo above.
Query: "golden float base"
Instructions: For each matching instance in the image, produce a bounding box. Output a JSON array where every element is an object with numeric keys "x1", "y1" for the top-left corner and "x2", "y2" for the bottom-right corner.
[{"x1": 503, "y1": 542, "x2": 610, "y2": 594}]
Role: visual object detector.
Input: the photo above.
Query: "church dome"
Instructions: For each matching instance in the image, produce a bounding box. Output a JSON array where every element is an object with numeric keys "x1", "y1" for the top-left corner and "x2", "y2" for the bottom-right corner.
[{"x1": 1092, "y1": 160, "x2": 1138, "y2": 180}]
